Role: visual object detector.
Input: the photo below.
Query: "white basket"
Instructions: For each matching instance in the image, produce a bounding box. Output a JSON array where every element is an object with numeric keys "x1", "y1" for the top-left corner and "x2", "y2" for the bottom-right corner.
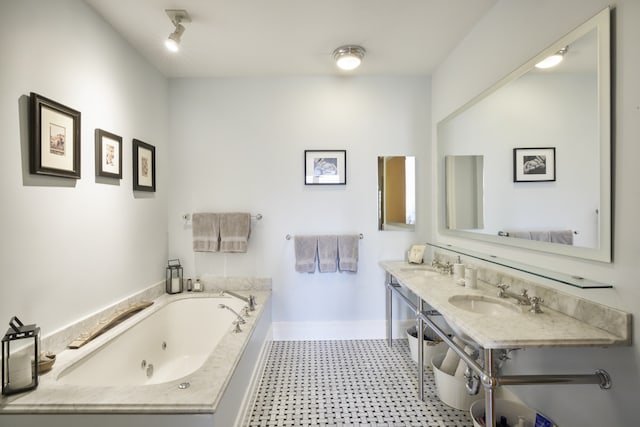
[
  {"x1": 406, "y1": 327, "x2": 446, "y2": 366},
  {"x1": 431, "y1": 352, "x2": 484, "y2": 411},
  {"x1": 470, "y1": 398, "x2": 541, "y2": 427}
]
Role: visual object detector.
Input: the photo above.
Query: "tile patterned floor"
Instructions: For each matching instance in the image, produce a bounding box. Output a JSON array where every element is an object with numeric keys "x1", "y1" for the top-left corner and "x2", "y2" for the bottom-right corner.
[{"x1": 246, "y1": 339, "x2": 474, "y2": 427}]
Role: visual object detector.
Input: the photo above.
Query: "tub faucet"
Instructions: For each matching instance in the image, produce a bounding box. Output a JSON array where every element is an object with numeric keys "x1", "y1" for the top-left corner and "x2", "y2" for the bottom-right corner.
[
  {"x1": 222, "y1": 290, "x2": 257, "y2": 311},
  {"x1": 218, "y1": 304, "x2": 246, "y2": 324}
]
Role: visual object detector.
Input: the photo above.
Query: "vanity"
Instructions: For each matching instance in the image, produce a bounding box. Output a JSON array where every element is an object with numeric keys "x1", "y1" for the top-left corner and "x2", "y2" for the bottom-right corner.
[
  {"x1": 413, "y1": 6, "x2": 627, "y2": 424},
  {"x1": 381, "y1": 251, "x2": 631, "y2": 426}
]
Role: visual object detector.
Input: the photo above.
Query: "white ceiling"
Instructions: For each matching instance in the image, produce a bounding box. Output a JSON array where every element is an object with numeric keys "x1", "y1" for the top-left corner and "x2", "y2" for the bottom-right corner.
[{"x1": 85, "y1": 0, "x2": 497, "y2": 78}]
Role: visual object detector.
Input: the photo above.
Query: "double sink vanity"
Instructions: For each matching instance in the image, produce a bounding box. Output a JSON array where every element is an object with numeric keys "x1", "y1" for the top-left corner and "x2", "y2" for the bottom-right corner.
[{"x1": 380, "y1": 249, "x2": 631, "y2": 426}]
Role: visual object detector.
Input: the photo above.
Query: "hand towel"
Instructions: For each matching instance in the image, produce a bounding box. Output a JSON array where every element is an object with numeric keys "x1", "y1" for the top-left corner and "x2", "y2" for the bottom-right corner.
[
  {"x1": 294, "y1": 235, "x2": 317, "y2": 273},
  {"x1": 530, "y1": 230, "x2": 551, "y2": 242},
  {"x1": 219, "y1": 213, "x2": 251, "y2": 253},
  {"x1": 508, "y1": 230, "x2": 532, "y2": 240},
  {"x1": 440, "y1": 348, "x2": 460, "y2": 376},
  {"x1": 550, "y1": 230, "x2": 573, "y2": 245},
  {"x1": 441, "y1": 336, "x2": 465, "y2": 375},
  {"x1": 317, "y1": 235, "x2": 338, "y2": 273},
  {"x1": 192, "y1": 213, "x2": 220, "y2": 252},
  {"x1": 454, "y1": 345, "x2": 476, "y2": 378},
  {"x1": 338, "y1": 234, "x2": 359, "y2": 272}
]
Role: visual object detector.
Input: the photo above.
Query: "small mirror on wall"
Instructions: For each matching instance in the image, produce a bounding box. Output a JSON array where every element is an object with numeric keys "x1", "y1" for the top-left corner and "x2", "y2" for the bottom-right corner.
[
  {"x1": 378, "y1": 156, "x2": 415, "y2": 231},
  {"x1": 445, "y1": 155, "x2": 484, "y2": 230}
]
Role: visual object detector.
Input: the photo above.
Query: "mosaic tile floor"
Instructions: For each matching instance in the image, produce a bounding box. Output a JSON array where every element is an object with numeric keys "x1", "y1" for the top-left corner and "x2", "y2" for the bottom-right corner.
[{"x1": 246, "y1": 339, "x2": 474, "y2": 427}]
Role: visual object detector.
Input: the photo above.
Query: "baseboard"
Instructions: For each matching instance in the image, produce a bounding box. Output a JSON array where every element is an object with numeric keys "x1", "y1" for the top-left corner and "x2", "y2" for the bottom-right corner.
[
  {"x1": 272, "y1": 319, "x2": 415, "y2": 341},
  {"x1": 234, "y1": 325, "x2": 273, "y2": 427}
]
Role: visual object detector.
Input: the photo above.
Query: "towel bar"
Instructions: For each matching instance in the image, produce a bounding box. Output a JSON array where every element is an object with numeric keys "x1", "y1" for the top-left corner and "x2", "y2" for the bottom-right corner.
[
  {"x1": 498, "y1": 230, "x2": 578, "y2": 237},
  {"x1": 182, "y1": 213, "x2": 263, "y2": 223},
  {"x1": 285, "y1": 233, "x2": 363, "y2": 240}
]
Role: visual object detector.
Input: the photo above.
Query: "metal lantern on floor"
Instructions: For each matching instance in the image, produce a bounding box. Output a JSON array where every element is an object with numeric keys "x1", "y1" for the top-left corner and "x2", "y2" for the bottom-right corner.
[
  {"x1": 2, "y1": 316, "x2": 40, "y2": 395},
  {"x1": 166, "y1": 258, "x2": 183, "y2": 294}
]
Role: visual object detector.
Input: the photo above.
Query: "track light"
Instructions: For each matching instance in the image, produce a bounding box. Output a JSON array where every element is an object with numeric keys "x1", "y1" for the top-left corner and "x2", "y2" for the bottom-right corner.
[
  {"x1": 164, "y1": 9, "x2": 191, "y2": 53},
  {"x1": 333, "y1": 45, "x2": 366, "y2": 71}
]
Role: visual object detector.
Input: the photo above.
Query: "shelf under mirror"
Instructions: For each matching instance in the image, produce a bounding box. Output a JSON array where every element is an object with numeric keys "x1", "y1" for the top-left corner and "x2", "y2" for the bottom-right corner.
[{"x1": 427, "y1": 242, "x2": 612, "y2": 289}]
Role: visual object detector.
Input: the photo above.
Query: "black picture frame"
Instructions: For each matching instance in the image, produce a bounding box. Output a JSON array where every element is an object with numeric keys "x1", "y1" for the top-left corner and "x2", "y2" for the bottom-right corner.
[
  {"x1": 95, "y1": 129, "x2": 123, "y2": 179},
  {"x1": 29, "y1": 92, "x2": 81, "y2": 179},
  {"x1": 513, "y1": 147, "x2": 556, "y2": 182},
  {"x1": 133, "y1": 139, "x2": 156, "y2": 192},
  {"x1": 304, "y1": 150, "x2": 347, "y2": 185}
]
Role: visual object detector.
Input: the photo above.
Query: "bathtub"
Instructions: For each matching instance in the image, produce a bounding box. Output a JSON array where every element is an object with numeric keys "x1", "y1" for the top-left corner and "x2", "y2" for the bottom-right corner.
[
  {"x1": 58, "y1": 296, "x2": 247, "y2": 386},
  {"x1": 0, "y1": 289, "x2": 272, "y2": 427}
]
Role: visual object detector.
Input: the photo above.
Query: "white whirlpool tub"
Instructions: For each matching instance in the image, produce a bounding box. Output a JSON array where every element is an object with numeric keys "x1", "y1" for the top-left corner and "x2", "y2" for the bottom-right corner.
[{"x1": 0, "y1": 289, "x2": 272, "y2": 427}]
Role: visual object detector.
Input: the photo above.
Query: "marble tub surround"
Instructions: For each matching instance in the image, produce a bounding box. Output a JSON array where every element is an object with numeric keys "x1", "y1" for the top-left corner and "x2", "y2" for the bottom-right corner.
[
  {"x1": 200, "y1": 275, "x2": 272, "y2": 293},
  {"x1": 38, "y1": 281, "x2": 165, "y2": 357},
  {"x1": 381, "y1": 261, "x2": 631, "y2": 349},
  {"x1": 0, "y1": 287, "x2": 272, "y2": 415}
]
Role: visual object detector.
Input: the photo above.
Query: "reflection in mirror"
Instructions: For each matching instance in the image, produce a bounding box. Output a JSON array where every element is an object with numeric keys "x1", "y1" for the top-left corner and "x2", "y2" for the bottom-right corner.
[
  {"x1": 378, "y1": 156, "x2": 415, "y2": 231},
  {"x1": 437, "y1": 7, "x2": 610, "y2": 262},
  {"x1": 445, "y1": 155, "x2": 484, "y2": 230}
]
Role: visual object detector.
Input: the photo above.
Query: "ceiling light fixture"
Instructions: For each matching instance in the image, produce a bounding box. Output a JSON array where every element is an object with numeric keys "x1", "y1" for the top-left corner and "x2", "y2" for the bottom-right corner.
[
  {"x1": 535, "y1": 46, "x2": 569, "y2": 69},
  {"x1": 164, "y1": 9, "x2": 191, "y2": 53},
  {"x1": 333, "y1": 45, "x2": 366, "y2": 71}
]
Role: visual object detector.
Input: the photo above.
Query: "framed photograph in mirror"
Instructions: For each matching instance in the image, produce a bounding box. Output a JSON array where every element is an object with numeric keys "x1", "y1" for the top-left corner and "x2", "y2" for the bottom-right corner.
[
  {"x1": 133, "y1": 139, "x2": 155, "y2": 192},
  {"x1": 304, "y1": 150, "x2": 346, "y2": 185},
  {"x1": 513, "y1": 147, "x2": 556, "y2": 182},
  {"x1": 29, "y1": 92, "x2": 81, "y2": 179},
  {"x1": 95, "y1": 129, "x2": 122, "y2": 179}
]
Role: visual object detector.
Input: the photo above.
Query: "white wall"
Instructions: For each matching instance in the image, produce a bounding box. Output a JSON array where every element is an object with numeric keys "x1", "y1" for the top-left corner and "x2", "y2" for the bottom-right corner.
[
  {"x1": 167, "y1": 76, "x2": 431, "y2": 338},
  {"x1": 0, "y1": 0, "x2": 169, "y2": 336},
  {"x1": 432, "y1": 1, "x2": 640, "y2": 425}
]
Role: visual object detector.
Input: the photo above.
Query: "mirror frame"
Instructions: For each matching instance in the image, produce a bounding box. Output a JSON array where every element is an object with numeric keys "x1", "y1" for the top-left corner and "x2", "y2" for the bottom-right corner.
[{"x1": 436, "y1": 7, "x2": 611, "y2": 263}]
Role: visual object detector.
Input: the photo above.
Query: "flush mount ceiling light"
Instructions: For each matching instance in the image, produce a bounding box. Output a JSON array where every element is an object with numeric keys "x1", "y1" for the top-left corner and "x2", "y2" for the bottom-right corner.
[
  {"x1": 333, "y1": 45, "x2": 366, "y2": 71},
  {"x1": 164, "y1": 9, "x2": 191, "y2": 53},
  {"x1": 535, "y1": 46, "x2": 569, "y2": 69}
]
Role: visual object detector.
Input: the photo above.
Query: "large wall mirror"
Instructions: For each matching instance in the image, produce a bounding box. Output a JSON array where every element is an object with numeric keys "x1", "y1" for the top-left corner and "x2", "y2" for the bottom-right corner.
[
  {"x1": 378, "y1": 156, "x2": 415, "y2": 231},
  {"x1": 437, "y1": 7, "x2": 611, "y2": 262}
]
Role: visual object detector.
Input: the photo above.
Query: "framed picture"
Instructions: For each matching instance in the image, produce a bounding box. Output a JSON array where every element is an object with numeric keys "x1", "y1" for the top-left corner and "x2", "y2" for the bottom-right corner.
[
  {"x1": 304, "y1": 150, "x2": 347, "y2": 185},
  {"x1": 29, "y1": 92, "x2": 81, "y2": 179},
  {"x1": 95, "y1": 129, "x2": 122, "y2": 179},
  {"x1": 513, "y1": 147, "x2": 556, "y2": 182},
  {"x1": 133, "y1": 139, "x2": 156, "y2": 192}
]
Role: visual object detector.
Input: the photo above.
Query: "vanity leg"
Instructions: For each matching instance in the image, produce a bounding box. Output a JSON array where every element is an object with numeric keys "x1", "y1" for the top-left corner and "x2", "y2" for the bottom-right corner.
[
  {"x1": 386, "y1": 275, "x2": 393, "y2": 348},
  {"x1": 483, "y1": 348, "x2": 496, "y2": 427},
  {"x1": 417, "y1": 299, "x2": 425, "y2": 400}
]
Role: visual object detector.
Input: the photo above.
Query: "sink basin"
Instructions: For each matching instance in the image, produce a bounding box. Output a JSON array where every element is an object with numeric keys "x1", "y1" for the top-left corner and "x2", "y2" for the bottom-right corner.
[
  {"x1": 399, "y1": 267, "x2": 440, "y2": 277},
  {"x1": 448, "y1": 294, "x2": 522, "y2": 315}
]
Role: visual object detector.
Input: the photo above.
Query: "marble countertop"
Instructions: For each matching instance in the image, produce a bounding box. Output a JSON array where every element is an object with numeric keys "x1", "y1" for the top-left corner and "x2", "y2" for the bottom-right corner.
[
  {"x1": 0, "y1": 288, "x2": 271, "y2": 414},
  {"x1": 381, "y1": 261, "x2": 631, "y2": 349}
]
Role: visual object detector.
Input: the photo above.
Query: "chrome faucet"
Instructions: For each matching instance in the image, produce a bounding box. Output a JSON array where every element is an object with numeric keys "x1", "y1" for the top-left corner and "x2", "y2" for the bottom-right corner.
[
  {"x1": 218, "y1": 303, "x2": 246, "y2": 325},
  {"x1": 496, "y1": 284, "x2": 531, "y2": 305},
  {"x1": 222, "y1": 290, "x2": 257, "y2": 311},
  {"x1": 528, "y1": 296, "x2": 545, "y2": 313},
  {"x1": 431, "y1": 259, "x2": 453, "y2": 275}
]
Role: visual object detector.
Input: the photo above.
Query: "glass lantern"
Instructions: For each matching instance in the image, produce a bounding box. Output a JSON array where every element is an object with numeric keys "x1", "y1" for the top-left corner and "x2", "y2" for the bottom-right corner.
[
  {"x1": 166, "y1": 259, "x2": 183, "y2": 294},
  {"x1": 2, "y1": 316, "x2": 40, "y2": 395}
]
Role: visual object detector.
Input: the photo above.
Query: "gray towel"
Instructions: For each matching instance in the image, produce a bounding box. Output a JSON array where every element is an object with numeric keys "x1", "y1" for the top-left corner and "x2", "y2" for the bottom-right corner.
[
  {"x1": 317, "y1": 235, "x2": 338, "y2": 273},
  {"x1": 550, "y1": 230, "x2": 574, "y2": 245},
  {"x1": 192, "y1": 213, "x2": 220, "y2": 252},
  {"x1": 530, "y1": 231, "x2": 551, "y2": 242},
  {"x1": 294, "y1": 235, "x2": 317, "y2": 273},
  {"x1": 507, "y1": 230, "x2": 531, "y2": 240},
  {"x1": 338, "y1": 234, "x2": 359, "y2": 272},
  {"x1": 220, "y1": 213, "x2": 251, "y2": 253}
]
